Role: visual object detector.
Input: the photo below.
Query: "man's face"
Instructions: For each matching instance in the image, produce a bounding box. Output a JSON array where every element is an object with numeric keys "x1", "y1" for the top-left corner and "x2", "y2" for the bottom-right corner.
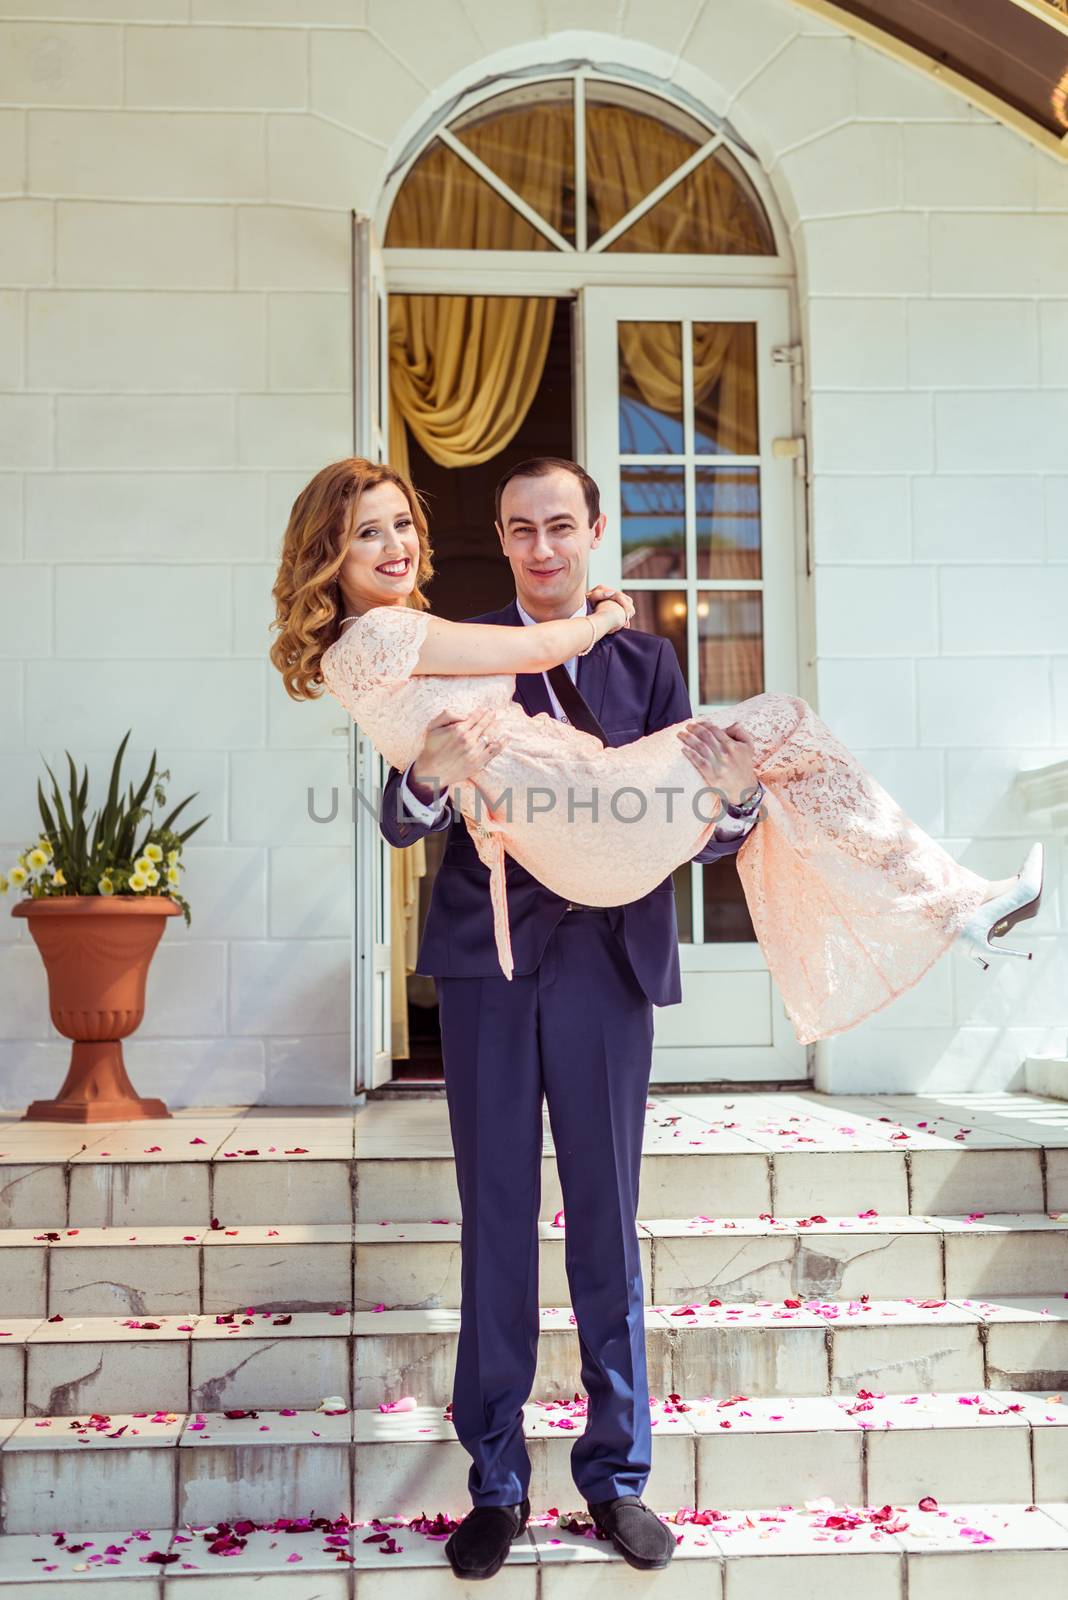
[{"x1": 496, "y1": 469, "x2": 606, "y2": 618}]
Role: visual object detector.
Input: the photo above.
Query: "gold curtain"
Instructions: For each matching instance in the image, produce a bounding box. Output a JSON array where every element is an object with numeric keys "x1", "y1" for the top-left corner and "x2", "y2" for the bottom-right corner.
[
  {"x1": 585, "y1": 104, "x2": 762, "y2": 453},
  {"x1": 585, "y1": 102, "x2": 773, "y2": 256},
  {"x1": 387, "y1": 104, "x2": 572, "y2": 472},
  {"x1": 390, "y1": 838, "x2": 426, "y2": 1058},
  {"x1": 389, "y1": 295, "x2": 557, "y2": 475}
]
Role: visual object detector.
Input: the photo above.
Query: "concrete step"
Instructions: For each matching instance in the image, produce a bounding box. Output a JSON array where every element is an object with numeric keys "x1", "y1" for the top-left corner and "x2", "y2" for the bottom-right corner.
[
  {"x1": 354, "y1": 1294, "x2": 1068, "y2": 1410},
  {"x1": 355, "y1": 1212, "x2": 1068, "y2": 1310},
  {"x1": 0, "y1": 1499, "x2": 1067, "y2": 1593},
  {"x1": 0, "y1": 1393, "x2": 1063, "y2": 1536},
  {"x1": 2, "y1": 1296, "x2": 1065, "y2": 1419},
  {"x1": 355, "y1": 1391, "x2": 1068, "y2": 1521},
  {"x1": 355, "y1": 1500, "x2": 1068, "y2": 1596},
  {"x1": 0, "y1": 1122, "x2": 356, "y2": 1229},
  {"x1": 6, "y1": 1091, "x2": 1068, "y2": 1227},
  {"x1": 353, "y1": 1090, "x2": 1068, "y2": 1224},
  {"x1": 355, "y1": 1137, "x2": 1063, "y2": 1224},
  {"x1": 0, "y1": 1405, "x2": 352, "y2": 1536},
  {"x1": 2, "y1": 1212, "x2": 1065, "y2": 1318},
  {"x1": 0, "y1": 1223, "x2": 355, "y2": 1317}
]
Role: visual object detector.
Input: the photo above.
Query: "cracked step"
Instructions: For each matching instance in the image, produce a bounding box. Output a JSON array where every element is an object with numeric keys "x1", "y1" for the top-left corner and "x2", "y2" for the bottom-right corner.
[
  {"x1": 0, "y1": 1393, "x2": 1064, "y2": 1535},
  {"x1": 354, "y1": 1212, "x2": 1068, "y2": 1310},
  {"x1": 1, "y1": 1297, "x2": 1065, "y2": 1418},
  {"x1": 353, "y1": 1294, "x2": 1068, "y2": 1410},
  {"x1": 1, "y1": 1213, "x2": 1065, "y2": 1318}
]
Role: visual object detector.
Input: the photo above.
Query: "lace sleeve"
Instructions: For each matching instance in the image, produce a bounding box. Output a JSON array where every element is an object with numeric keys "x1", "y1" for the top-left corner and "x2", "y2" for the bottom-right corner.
[{"x1": 324, "y1": 605, "x2": 430, "y2": 697}]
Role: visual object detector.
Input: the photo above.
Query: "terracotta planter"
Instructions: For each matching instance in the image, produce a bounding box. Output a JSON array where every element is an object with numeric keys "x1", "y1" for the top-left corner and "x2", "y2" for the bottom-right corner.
[{"x1": 11, "y1": 894, "x2": 182, "y2": 1122}]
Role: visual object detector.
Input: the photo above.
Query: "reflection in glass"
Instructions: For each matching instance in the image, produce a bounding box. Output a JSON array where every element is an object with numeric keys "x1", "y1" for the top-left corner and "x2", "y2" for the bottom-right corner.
[
  {"x1": 384, "y1": 139, "x2": 552, "y2": 251},
  {"x1": 697, "y1": 590, "x2": 763, "y2": 705},
  {"x1": 673, "y1": 862, "x2": 693, "y2": 943},
  {"x1": 693, "y1": 323, "x2": 758, "y2": 455},
  {"x1": 629, "y1": 589, "x2": 688, "y2": 687},
  {"x1": 696, "y1": 467, "x2": 761, "y2": 580},
  {"x1": 618, "y1": 321, "x2": 683, "y2": 453},
  {"x1": 608, "y1": 145, "x2": 776, "y2": 256},
  {"x1": 452, "y1": 80, "x2": 576, "y2": 245},
  {"x1": 701, "y1": 857, "x2": 756, "y2": 942},
  {"x1": 620, "y1": 466, "x2": 685, "y2": 580}
]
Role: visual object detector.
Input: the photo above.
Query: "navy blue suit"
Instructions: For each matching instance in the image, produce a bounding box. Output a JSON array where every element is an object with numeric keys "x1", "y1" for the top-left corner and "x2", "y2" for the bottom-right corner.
[{"x1": 378, "y1": 597, "x2": 751, "y2": 1507}]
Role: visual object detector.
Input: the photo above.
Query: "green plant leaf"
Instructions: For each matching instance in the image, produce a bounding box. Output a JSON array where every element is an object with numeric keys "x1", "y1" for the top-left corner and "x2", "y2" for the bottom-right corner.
[{"x1": 177, "y1": 814, "x2": 210, "y2": 845}]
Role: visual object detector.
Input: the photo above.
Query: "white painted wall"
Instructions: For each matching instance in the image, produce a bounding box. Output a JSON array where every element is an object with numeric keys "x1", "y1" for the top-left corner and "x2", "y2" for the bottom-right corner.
[{"x1": 1, "y1": 0, "x2": 1065, "y2": 1104}]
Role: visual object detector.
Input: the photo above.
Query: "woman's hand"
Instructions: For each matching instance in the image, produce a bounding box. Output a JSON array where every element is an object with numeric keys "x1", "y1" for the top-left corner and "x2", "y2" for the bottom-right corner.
[{"x1": 586, "y1": 585, "x2": 634, "y2": 632}]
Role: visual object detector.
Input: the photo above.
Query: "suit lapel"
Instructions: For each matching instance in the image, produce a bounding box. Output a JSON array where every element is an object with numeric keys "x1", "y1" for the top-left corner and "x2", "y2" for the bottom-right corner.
[
  {"x1": 500, "y1": 595, "x2": 615, "y2": 724},
  {"x1": 500, "y1": 597, "x2": 554, "y2": 719},
  {"x1": 575, "y1": 602, "x2": 613, "y2": 726}
]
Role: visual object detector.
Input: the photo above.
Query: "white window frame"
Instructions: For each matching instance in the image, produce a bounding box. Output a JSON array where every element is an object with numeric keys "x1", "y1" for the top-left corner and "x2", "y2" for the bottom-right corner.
[
  {"x1": 582, "y1": 284, "x2": 807, "y2": 1078},
  {"x1": 377, "y1": 66, "x2": 796, "y2": 295}
]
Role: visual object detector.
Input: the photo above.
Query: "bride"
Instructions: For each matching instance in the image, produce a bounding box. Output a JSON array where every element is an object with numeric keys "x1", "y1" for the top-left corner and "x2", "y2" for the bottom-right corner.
[{"x1": 271, "y1": 456, "x2": 1044, "y2": 1046}]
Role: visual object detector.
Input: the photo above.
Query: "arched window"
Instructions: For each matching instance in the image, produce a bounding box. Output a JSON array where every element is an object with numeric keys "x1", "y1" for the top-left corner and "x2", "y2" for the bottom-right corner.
[{"x1": 385, "y1": 76, "x2": 776, "y2": 257}]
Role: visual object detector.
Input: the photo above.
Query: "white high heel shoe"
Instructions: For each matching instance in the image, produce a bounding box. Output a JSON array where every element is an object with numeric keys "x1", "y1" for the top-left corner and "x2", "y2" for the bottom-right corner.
[{"x1": 955, "y1": 841, "x2": 1044, "y2": 971}]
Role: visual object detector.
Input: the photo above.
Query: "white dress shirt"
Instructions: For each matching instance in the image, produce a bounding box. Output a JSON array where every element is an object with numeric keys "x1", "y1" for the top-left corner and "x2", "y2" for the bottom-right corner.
[{"x1": 396, "y1": 599, "x2": 763, "y2": 840}]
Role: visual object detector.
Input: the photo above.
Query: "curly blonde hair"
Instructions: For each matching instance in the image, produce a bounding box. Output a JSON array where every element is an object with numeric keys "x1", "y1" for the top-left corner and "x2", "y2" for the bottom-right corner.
[{"x1": 269, "y1": 456, "x2": 434, "y2": 700}]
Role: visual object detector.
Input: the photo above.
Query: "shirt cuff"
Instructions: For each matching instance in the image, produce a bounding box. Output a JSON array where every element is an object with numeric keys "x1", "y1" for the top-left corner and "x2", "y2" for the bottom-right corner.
[
  {"x1": 711, "y1": 783, "x2": 765, "y2": 841},
  {"x1": 399, "y1": 762, "x2": 449, "y2": 824}
]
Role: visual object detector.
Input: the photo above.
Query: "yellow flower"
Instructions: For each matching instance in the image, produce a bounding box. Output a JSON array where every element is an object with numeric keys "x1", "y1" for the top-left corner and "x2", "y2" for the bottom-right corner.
[
  {"x1": 98, "y1": 876, "x2": 114, "y2": 896},
  {"x1": 38, "y1": 837, "x2": 53, "y2": 859},
  {"x1": 0, "y1": 874, "x2": 8, "y2": 894},
  {"x1": 144, "y1": 843, "x2": 163, "y2": 863},
  {"x1": 167, "y1": 849, "x2": 179, "y2": 866},
  {"x1": 166, "y1": 866, "x2": 181, "y2": 886},
  {"x1": 134, "y1": 856, "x2": 153, "y2": 875},
  {"x1": 144, "y1": 867, "x2": 160, "y2": 887},
  {"x1": 129, "y1": 872, "x2": 148, "y2": 892},
  {"x1": 52, "y1": 868, "x2": 66, "y2": 887},
  {"x1": 27, "y1": 848, "x2": 48, "y2": 870},
  {"x1": 10, "y1": 865, "x2": 28, "y2": 887}
]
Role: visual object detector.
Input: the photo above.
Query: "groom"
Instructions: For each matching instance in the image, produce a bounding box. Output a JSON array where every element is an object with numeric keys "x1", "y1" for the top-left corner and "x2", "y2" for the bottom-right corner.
[{"x1": 378, "y1": 457, "x2": 764, "y2": 1580}]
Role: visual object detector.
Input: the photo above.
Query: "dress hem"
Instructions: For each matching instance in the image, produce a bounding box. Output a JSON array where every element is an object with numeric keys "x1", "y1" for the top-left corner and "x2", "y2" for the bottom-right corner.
[{"x1": 790, "y1": 879, "x2": 991, "y2": 1047}]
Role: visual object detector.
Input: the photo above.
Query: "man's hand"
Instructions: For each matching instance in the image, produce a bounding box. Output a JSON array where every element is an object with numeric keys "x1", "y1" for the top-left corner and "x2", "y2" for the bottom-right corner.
[
  {"x1": 676, "y1": 719, "x2": 759, "y2": 811},
  {"x1": 409, "y1": 708, "x2": 504, "y2": 803}
]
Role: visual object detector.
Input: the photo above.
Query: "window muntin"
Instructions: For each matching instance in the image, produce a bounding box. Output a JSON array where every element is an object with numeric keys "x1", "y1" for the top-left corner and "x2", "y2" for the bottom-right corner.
[{"x1": 385, "y1": 76, "x2": 776, "y2": 257}]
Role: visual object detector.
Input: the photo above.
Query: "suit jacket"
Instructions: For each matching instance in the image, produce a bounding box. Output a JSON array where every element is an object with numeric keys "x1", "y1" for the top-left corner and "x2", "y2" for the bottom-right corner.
[{"x1": 377, "y1": 597, "x2": 749, "y2": 1007}]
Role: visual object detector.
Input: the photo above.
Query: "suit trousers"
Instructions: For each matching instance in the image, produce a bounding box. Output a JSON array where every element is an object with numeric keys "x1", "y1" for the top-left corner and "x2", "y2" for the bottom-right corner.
[{"x1": 435, "y1": 905, "x2": 655, "y2": 1508}]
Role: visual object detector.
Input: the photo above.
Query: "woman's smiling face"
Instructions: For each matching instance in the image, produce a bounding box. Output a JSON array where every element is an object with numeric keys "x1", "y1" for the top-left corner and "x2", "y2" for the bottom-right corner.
[{"x1": 339, "y1": 480, "x2": 421, "y2": 614}]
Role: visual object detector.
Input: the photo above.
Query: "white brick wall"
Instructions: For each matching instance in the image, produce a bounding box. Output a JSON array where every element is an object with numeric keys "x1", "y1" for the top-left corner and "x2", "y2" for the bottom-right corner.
[{"x1": 1, "y1": 0, "x2": 1065, "y2": 1103}]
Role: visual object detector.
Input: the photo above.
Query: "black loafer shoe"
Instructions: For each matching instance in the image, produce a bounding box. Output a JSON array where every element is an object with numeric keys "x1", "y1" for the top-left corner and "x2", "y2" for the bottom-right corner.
[
  {"x1": 445, "y1": 1496, "x2": 531, "y2": 1580},
  {"x1": 587, "y1": 1494, "x2": 676, "y2": 1570}
]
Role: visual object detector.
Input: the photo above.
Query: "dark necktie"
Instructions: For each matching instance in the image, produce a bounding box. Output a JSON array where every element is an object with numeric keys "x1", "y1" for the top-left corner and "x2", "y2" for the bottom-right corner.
[{"x1": 545, "y1": 660, "x2": 608, "y2": 745}]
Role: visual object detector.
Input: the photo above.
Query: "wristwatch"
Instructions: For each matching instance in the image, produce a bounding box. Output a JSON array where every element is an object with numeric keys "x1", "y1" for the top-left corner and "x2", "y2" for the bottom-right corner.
[{"x1": 723, "y1": 781, "x2": 765, "y2": 820}]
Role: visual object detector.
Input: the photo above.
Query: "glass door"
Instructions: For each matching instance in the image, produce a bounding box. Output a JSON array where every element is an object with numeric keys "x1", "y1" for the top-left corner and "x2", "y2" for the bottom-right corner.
[{"x1": 582, "y1": 285, "x2": 808, "y2": 1080}]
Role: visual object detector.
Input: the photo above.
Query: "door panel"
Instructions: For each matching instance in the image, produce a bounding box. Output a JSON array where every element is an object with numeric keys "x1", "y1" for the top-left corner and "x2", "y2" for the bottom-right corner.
[
  {"x1": 581, "y1": 285, "x2": 807, "y2": 1081},
  {"x1": 351, "y1": 212, "x2": 393, "y2": 1092}
]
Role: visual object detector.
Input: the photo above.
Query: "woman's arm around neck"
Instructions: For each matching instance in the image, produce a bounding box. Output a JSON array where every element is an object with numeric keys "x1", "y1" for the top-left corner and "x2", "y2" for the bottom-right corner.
[{"x1": 409, "y1": 604, "x2": 623, "y2": 677}]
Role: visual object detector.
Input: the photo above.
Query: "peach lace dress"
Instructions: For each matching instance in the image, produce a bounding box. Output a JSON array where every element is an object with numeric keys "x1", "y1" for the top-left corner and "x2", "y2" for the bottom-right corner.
[{"x1": 320, "y1": 604, "x2": 990, "y2": 1045}]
